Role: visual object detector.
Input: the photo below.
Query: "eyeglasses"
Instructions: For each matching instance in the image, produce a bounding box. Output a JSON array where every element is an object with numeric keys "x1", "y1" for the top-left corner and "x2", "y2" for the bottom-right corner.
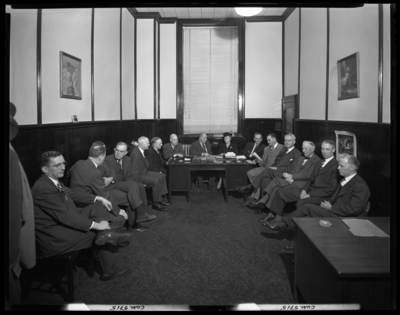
[{"x1": 114, "y1": 149, "x2": 127, "y2": 154}]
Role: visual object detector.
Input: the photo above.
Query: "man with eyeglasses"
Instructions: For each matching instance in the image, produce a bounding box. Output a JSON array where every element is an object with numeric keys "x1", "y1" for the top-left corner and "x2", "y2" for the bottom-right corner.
[{"x1": 70, "y1": 141, "x2": 157, "y2": 233}]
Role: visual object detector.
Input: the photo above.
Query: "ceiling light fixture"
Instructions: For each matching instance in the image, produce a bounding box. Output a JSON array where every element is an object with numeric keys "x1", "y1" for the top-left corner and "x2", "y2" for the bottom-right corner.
[{"x1": 234, "y1": 7, "x2": 263, "y2": 17}]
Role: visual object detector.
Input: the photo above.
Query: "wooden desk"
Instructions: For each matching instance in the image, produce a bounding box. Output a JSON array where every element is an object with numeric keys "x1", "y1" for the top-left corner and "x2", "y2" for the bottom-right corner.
[
  {"x1": 293, "y1": 217, "x2": 391, "y2": 309},
  {"x1": 167, "y1": 158, "x2": 251, "y2": 202}
]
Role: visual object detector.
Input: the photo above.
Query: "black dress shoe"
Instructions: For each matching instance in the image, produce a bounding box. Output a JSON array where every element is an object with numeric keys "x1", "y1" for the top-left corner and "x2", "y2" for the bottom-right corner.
[
  {"x1": 131, "y1": 223, "x2": 150, "y2": 232},
  {"x1": 95, "y1": 230, "x2": 131, "y2": 246},
  {"x1": 236, "y1": 184, "x2": 254, "y2": 194},
  {"x1": 248, "y1": 199, "x2": 266, "y2": 208},
  {"x1": 136, "y1": 213, "x2": 157, "y2": 223},
  {"x1": 264, "y1": 220, "x2": 288, "y2": 232},
  {"x1": 242, "y1": 198, "x2": 257, "y2": 207},
  {"x1": 100, "y1": 266, "x2": 131, "y2": 281},
  {"x1": 117, "y1": 240, "x2": 130, "y2": 248},
  {"x1": 152, "y1": 203, "x2": 168, "y2": 211},
  {"x1": 160, "y1": 200, "x2": 171, "y2": 206},
  {"x1": 259, "y1": 212, "x2": 275, "y2": 222}
]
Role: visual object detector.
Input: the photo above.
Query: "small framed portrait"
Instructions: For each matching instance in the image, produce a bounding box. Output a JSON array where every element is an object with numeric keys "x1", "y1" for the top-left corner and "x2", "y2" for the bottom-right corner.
[
  {"x1": 337, "y1": 52, "x2": 360, "y2": 100},
  {"x1": 335, "y1": 130, "x2": 357, "y2": 159},
  {"x1": 71, "y1": 115, "x2": 78, "y2": 123},
  {"x1": 60, "y1": 51, "x2": 82, "y2": 100}
]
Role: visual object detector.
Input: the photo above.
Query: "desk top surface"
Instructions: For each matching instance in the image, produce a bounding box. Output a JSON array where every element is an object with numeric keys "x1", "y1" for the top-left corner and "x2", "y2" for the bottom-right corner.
[
  {"x1": 167, "y1": 156, "x2": 249, "y2": 166},
  {"x1": 293, "y1": 217, "x2": 390, "y2": 277}
]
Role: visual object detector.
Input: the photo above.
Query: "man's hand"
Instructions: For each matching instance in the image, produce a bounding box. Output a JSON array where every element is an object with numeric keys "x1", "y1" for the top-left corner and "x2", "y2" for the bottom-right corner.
[
  {"x1": 92, "y1": 221, "x2": 111, "y2": 230},
  {"x1": 268, "y1": 166, "x2": 277, "y2": 170},
  {"x1": 320, "y1": 200, "x2": 332, "y2": 210},
  {"x1": 300, "y1": 190, "x2": 310, "y2": 199},
  {"x1": 246, "y1": 160, "x2": 256, "y2": 165},
  {"x1": 202, "y1": 153, "x2": 209, "y2": 157},
  {"x1": 119, "y1": 209, "x2": 128, "y2": 220},
  {"x1": 103, "y1": 177, "x2": 114, "y2": 187},
  {"x1": 283, "y1": 173, "x2": 293, "y2": 181},
  {"x1": 96, "y1": 196, "x2": 112, "y2": 211}
]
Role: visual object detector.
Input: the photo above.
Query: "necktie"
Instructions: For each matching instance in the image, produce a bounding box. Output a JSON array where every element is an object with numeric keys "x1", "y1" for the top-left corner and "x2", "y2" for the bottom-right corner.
[
  {"x1": 57, "y1": 183, "x2": 68, "y2": 201},
  {"x1": 117, "y1": 159, "x2": 122, "y2": 170},
  {"x1": 202, "y1": 142, "x2": 207, "y2": 153}
]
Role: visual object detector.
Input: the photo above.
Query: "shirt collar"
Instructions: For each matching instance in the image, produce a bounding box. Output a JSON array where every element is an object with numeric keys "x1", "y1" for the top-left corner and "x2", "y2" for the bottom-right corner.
[
  {"x1": 323, "y1": 156, "x2": 334, "y2": 166},
  {"x1": 47, "y1": 176, "x2": 59, "y2": 187},
  {"x1": 286, "y1": 147, "x2": 295, "y2": 153},
  {"x1": 139, "y1": 147, "x2": 145, "y2": 156},
  {"x1": 90, "y1": 159, "x2": 98, "y2": 168},
  {"x1": 342, "y1": 173, "x2": 357, "y2": 186}
]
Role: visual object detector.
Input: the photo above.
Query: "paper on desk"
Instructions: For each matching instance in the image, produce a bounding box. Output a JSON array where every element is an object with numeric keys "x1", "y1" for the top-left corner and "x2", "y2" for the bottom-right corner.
[
  {"x1": 236, "y1": 155, "x2": 246, "y2": 160},
  {"x1": 341, "y1": 219, "x2": 389, "y2": 237}
]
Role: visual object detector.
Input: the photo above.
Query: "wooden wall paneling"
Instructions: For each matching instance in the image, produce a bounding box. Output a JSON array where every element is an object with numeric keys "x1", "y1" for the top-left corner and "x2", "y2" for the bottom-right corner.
[
  {"x1": 242, "y1": 119, "x2": 283, "y2": 145},
  {"x1": 294, "y1": 119, "x2": 390, "y2": 217}
]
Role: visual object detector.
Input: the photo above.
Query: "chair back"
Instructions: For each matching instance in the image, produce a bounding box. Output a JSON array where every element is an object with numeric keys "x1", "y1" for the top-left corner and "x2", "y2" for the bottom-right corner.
[
  {"x1": 358, "y1": 201, "x2": 370, "y2": 217},
  {"x1": 62, "y1": 167, "x2": 73, "y2": 187}
]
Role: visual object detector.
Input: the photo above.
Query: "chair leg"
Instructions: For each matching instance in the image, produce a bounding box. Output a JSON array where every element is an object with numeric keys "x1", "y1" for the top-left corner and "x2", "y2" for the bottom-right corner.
[{"x1": 66, "y1": 259, "x2": 75, "y2": 303}]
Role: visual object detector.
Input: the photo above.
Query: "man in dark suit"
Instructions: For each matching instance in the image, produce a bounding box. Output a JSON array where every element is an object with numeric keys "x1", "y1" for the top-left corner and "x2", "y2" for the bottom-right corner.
[
  {"x1": 147, "y1": 137, "x2": 167, "y2": 174},
  {"x1": 32, "y1": 151, "x2": 131, "y2": 281},
  {"x1": 130, "y1": 137, "x2": 170, "y2": 211},
  {"x1": 70, "y1": 141, "x2": 156, "y2": 230},
  {"x1": 101, "y1": 141, "x2": 156, "y2": 231},
  {"x1": 242, "y1": 132, "x2": 266, "y2": 162},
  {"x1": 190, "y1": 132, "x2": 216, "y2": 190},
  {"x1": 237, "y1": 133, "x2": 301, "y2": 206},
  {"x1": 265, "y1": 154, "x2": 370, "y2": 232},
  {"x1": 260, "y1": 140, "x2": 338, "y2": 223},
  {"x1": 162, "y1": 133, "x2": 184, "y2": 161}
]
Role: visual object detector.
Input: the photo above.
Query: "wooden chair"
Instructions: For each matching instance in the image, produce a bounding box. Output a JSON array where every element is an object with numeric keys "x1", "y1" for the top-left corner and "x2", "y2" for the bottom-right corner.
[{"x1": 21, "y1": 247, "x2": 94, "y2": 303}]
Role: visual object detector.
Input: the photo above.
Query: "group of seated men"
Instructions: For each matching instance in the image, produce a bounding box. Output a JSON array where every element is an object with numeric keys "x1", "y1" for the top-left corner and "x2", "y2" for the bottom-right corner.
[
  {"x1": 236, "y1": 132, "x2": 370, "y2": 235},
  {"x1": 32, "y1": 134, "x2": 184, "y2": 281},
  {"x1": 32, "y1": 130, "x2": 370, "y2": 282}
]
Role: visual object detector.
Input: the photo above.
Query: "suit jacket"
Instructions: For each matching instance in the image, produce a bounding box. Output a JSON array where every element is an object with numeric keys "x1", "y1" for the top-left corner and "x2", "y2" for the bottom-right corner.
[
  {"x1": 218, "y1": 143, "x2": 239, "y2": 155},
  {"x1": 162, "y1": 143, "x2": 184, "y2": 160},
  {"x1": 69, "y1": 159, "x2": 120, "y2": 217},
  {"x1": 130, "y1": 146, "x2": 150, "y2": 182},
  {"x1": 303, "y1": 158, "x2": 340, "y2": 199},
  {"x1": 146, "y1": 146, "x2": 167, "y2": 173},
  {"x1": 273, "y1": 147, "x2": 302, "y2": 173},
  {"x1": 190, "y1": 140, "x2": 212, "y2": 156},
  {"x1": 289, "y1": 154, "x2": 322, "y2": 189},
  {"x1": 329, "y1": 174, "x2": 370, "y2": 217},
  {"x1": 31, "y1": 174, "x2": 106, "y2": 257},
  {"x1": 258, "y1": 143, "x2": 284, "y2": 167},
  {"x1": 243, "y1": 142, "x2": 266, "y2": 160},
  {"x1": 103, "y1": 154, "x2": 134, "y2": 183}
]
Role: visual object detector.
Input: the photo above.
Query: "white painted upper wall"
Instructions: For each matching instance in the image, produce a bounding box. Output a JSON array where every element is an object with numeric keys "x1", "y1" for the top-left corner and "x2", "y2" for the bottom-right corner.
[
  {"x1": 160, "y1": 23, "x2": 177, "y2": 119},
  {"x1": 41, "y1": 9, "x2": 92, "y2": 124},
  {"x1": 382, "y1": 4, "x2": 391, "y2": 124},
  {"x1": 7, "y1": 7, "x2": 38, "y2": 125},
  {"x1": 299, "y1": 8, "x2": 327, "y2": 120},
  {"x1": 136, "y1": 19, "x2": 155, "y2": 119},
  {"x1": 284, "y1": 8, "x2": 299, "y2": 97},
  {"x1": 328, "y1": 5, "x2": 379, "y2": 122},
  {"x1": 94, "y1": 8, "x2": 121, "y2": 121},
  {"x1": 121, "y1": 8, "x2": 135, "y2": 120},
  {"x1": 245, "y1": 21, "x2": 282, "y2": 118}
]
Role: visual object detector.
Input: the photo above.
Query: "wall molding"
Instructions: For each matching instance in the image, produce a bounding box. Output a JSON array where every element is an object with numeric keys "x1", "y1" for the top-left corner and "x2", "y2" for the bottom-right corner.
[
  {"x1": 325, "y1": 8, "x2": 330, "y2": 121},
  {"x1": 36, "y1": 9, "x2": 42, "y2": 124},
  {"x1": 119, "y1": 8, "x2": 122, "y2": 120},
  {"x1": 378, "y1": 3, "x2": 383, "y2": 123},
  {"x1": 282, "y1": 8, "x2": 296, "y2": 21},
  {"x1": 244, "y1": 16, "x2": 282, "y2": 22},
  {"x1": 91, "y1": 8, "x2": 95, "y2": 121}
]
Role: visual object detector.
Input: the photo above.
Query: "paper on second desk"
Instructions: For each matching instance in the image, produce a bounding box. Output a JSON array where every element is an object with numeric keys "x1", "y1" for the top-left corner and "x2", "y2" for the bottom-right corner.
[{"x1": 341, "y1": 219, "x2": 389, "y2": 237}]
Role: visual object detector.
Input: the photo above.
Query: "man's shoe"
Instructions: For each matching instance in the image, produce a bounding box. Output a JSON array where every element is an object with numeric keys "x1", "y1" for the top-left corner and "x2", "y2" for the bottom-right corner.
[
  {"x1": 136, "y1": 213, "x2": 157, "y2": 223},
  {"x1": 100, "y1": 266, "x2": 131, "y2": 281},
  {"x1": 160, "y1": 200, "x2": 171, "y2": 206},
  {"x1": 95, "y1": 230, "x2": 131, "y2": 246},
  {"x1": 259, "y1": 212, "x2": 275, "y2": 222},
  {"x1": 236, "y1": 184, "x2": 254, "y2": 194},
  {"x1": 117, "y1": 241, "x2": 130, "y2": 248},
  {"x1": 242, "y1": 198, "x2": 257, "y2": 207},
  {"x1": 152, "y1": 203, "x2": 168, "y2": 211},
  {"x1": 264, "y1": 220, "x2": 288, "y2": 233},
  {"x1": 132, "y1": 223, "x2": 150, "y2": 232}
]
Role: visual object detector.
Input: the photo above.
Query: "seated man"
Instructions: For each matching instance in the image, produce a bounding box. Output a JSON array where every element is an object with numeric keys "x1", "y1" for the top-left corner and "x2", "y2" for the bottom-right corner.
[
  {"x1": 101, "y1": 141, "x2": 156, "y2": 231},
  {"x1": 32, "y1": 151, "x2": 131, "y2": 281},
  {"x1": 162, "y1": 133, "x2": 184, "y2": 160},
  {"x1": 130, "y1": 136, "x2": 171, "y2": 211},
  {"x1": 264, "y1": 154, "x2": 370, "y2": 232},
  {"x1": 146, "y1": 137, "x2": 167, "y2": 174},
  {"x1": 70, "y1": 141, "x2": 156, "y2": 231},
  {"x1": 242, "y1": 132, "x2": 266, "y2": 162},
  {"x1": 251, "y1": 141, "x2": 322, "y2": 210},
  {"x1": 237, "y1": 133, "x2": 301, "y2": 207},
  {"x1": 190, "y1": 132, "x2": 216, "y2": 191},
  {"x1": 260, "y1": 140, "x2": 338, "y2": 223}
]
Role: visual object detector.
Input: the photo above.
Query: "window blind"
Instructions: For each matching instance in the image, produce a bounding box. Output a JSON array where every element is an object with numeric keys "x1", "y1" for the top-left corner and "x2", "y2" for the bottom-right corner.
[{"x1": 183, "y1": 27, "x2": 238, "y2": 135}]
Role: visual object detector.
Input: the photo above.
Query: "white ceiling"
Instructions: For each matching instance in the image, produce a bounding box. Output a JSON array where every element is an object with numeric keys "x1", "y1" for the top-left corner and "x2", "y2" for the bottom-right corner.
[{"x1": 134, "y1": 7, "x2": 288, "y2": 19}]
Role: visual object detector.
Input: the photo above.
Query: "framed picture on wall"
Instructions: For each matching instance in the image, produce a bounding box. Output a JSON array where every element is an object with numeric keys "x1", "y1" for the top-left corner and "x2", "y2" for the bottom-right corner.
[
  {"x1": 71, "y1": 115, "x2": 78, "y2": 123},
  {"x1": 60, "y1": 51, "x2": 82, "y2": 100},
  {"x1": 335, "y1": 130, "x2": 357, "y2": 159},
  {"x1": 337, "y1": 52, "x2": 360, "y2": 100}
]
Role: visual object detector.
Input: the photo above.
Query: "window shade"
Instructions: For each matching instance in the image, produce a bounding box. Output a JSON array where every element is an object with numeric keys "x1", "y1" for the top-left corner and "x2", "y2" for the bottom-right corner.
[{"x1": 183, "y1": 27, "x2": 238, "y2": 135}]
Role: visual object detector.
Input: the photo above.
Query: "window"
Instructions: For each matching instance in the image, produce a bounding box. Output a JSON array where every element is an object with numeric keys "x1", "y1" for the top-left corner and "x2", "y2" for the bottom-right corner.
[{"x1": 183, "y1": 26, "x2": 238, "y2": 135}]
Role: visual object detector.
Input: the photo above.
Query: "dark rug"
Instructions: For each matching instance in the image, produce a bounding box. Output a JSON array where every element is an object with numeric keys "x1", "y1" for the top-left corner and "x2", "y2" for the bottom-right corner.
[{"x1": 24, "y1": 188, "x2": 296, "y2": 305}]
